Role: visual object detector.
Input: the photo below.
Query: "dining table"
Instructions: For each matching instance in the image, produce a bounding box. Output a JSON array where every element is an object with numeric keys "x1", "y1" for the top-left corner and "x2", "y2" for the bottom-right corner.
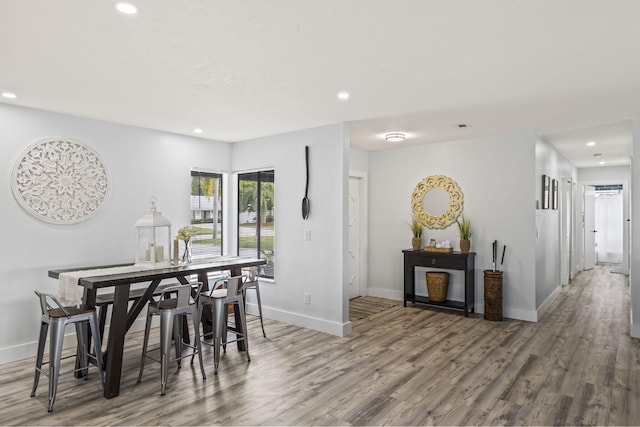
[{"x1": 48, "y1": 256, "x2": 266, "y2": 399}]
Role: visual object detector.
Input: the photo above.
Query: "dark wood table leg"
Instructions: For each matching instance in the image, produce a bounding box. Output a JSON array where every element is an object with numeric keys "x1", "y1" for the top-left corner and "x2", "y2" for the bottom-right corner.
[{"x1": 104, "y1": 284, "x2": 130, "y2": 399}]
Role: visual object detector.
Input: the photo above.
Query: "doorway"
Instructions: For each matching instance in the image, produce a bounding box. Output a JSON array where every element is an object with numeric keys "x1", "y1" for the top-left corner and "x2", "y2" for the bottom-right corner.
[
  {"x1": 595, "y1": 185, "x2": 624, "y2": 272},
  {"x1": 580, "y1": 181, "x2": 629, "y2": 275},
  {"x1": 348, "y1": 172, "x2": 367, "y2": 300}
]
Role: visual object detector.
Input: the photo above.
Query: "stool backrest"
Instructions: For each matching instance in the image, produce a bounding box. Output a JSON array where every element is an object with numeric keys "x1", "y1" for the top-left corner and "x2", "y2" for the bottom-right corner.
[
  {"x1": 34, "y1": 291, "x2": 69, "y2": 317},
  {"x1": 159, "y1": 282, "x2": 202, "y2": 308},
  {"x1": 243, "y1": 267, "x2": 258, "y2": 282},
  {"x1": 225, "y1": 276, "x2": 243, "y2": 297}
]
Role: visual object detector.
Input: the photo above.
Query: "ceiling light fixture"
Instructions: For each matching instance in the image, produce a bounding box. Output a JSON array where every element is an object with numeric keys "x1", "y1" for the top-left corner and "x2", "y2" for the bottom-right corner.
[
  {"x1": 587, "y1": 141, "x2": 596, "y2": 146},
  {"x1": 385, "y1": 133, "x2": 406, "y2": 143},
  {"x1": 193, "y1": 128, "x2": 203, "y2": 134},
  {"x1": 115, "y1": 2, "x2": 138, "y2": 14},
  {"x1": 337, "y1": 91, "x2": 350, "y2": 101},
  {"x1": 2, "y1": 92, "x2": 17, "y2": 99},
  {"x1": 599, "y1": 161, "x2": 606, "y2": 165}
]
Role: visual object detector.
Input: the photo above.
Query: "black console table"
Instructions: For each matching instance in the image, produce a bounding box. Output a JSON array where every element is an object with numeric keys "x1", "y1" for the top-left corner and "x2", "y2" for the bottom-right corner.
[{"x1": 403, "y1": 250, "x2": 475, "y2": 316}]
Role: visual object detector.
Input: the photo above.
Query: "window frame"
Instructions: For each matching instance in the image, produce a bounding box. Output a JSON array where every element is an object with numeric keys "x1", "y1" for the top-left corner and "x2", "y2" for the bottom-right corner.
[
  {"x1": 190, "y1": 170, "x2": 224, "y2": 258},
  {"x1": 237, "y1": 170, "x2": 275, "y2": 278}
]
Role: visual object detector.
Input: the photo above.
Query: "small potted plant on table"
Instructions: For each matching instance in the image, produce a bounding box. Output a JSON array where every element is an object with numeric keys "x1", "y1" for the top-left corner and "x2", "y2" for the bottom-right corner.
[
  {"x1": 408, "y1": 216, "x2": 423, "y2": 250},
  {"x1": 457, "y1": 215, "x2": 472, "y2": 253}
]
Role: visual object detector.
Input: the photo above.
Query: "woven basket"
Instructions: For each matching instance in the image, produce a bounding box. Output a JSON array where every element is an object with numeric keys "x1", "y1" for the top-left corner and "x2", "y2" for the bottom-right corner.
[{"x1": 426, "y1": 272, "x2": 449, "y2": 302}]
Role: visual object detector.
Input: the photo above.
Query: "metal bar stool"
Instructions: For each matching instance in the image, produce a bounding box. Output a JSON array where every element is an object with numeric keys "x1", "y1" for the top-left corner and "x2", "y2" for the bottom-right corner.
[
  {"x1": 195, "y1": 276, "x2": 250, "y2": 374},
  {"x1": 31, "y1": 291, "x2": 104, "y2": 412},
  {"x1": 137, "y1": 282, "x2": 206, "y2": 395},
  {"x1": 242, "y1": 267, "x2": 266, "y2": 337}
]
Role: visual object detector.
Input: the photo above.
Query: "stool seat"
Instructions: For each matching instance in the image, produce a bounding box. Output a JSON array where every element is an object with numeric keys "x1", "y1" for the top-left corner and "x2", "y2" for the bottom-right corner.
[
  {"x1": 31, "y1": 291, "x2": 104, "y2": 412},
  {"x1": 46, "y1": 305, "x2": 94, "y2": 318}
]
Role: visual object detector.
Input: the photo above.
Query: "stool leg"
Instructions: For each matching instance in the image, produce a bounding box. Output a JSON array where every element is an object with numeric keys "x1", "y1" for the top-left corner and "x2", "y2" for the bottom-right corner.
[
  {"x1": 254, "y1": 284, "x2": 266, "y2": 337},
  {"x1": 75, "y1": 322, "x2": 89, "y2": 379},
  {"x1": 190, "y1": 306, "x2": 206, "y2": 380},
  {"x1": 212, "y1": 298, "x2": 225, "y2": 374},
  {"x1": 137, "y1": 311, "x2": 153, "y2": 384},
  {"x1": 190, "y1": 302, "x2": 204, "y2": 366},
  {"x1": 88, "y1": 312, "x2": 105, "y2": 387},
  {"x1": 236, "y1": 299, "x2": 250, "y2": 362},
  {"x1": 173, "y1": 314, "x2": 182, "y2": 367},
  {"x1": 31, "y1": 322, "x2": 48, "y2": 397},
  {"x1": 159, "y1": 310, "x2": 174, "y2": 395},
  {"x1": 48, "y1": 321, "x2": 66, "y2": 412}
]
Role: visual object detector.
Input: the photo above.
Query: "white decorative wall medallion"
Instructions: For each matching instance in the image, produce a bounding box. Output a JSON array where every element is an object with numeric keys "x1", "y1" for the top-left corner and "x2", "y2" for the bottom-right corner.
[{"x1": 11, "y1": 138, "x2": 110, "y2": 224}]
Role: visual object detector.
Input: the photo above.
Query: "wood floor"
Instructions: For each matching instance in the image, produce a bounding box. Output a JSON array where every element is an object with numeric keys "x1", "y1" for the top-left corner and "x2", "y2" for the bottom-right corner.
[{"x1": 2, "y1": 265, "x2": 639, "y2": 426}]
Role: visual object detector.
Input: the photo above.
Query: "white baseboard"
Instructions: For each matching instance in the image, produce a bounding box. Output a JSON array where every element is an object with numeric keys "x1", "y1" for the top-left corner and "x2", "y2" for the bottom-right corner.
[
  {"x1": 536, "y1": 285, "x2": 562, "y2": 321},
  {"x1": 259, "y1": 305, "x2": 351, "y2": 337},
  {"x1": 365, "y1": 287, "x2": 403, "y2": 301}
]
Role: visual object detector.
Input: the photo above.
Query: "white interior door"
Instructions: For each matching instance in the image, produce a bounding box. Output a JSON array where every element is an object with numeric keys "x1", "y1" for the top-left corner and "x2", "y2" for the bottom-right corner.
[
  {"x1": 348, "y1": 176, "x2": 361, "y2": 299},
  {"x1": 584, "y1": 186, "x2": 597, "y2": 270}
]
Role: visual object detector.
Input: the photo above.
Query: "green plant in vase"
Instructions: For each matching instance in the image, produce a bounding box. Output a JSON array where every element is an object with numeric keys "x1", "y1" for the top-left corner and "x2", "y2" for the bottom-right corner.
[
  {"x1": 408, "y1": 216, "x2": 423, "y2": 250},
  {"x1": 456, "y1": 215, "x2": 472, "y2": 253},
  {"x1": 177, "y1": 225, "x2": 197, "y2": 263}
]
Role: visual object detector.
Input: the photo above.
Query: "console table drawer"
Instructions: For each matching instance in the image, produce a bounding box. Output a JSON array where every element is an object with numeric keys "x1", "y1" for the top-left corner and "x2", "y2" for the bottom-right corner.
[{"x1": 421, "y1": 256, "x2": 465, "y2": 269}]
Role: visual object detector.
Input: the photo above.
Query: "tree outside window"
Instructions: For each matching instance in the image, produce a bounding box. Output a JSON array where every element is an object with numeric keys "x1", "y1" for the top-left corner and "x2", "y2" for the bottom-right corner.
[
  {"x1": 238, "y1": 170, "x2": 274, "y2": 278},
  {"x1": 190, "y1": 171, "x2": 223, "y2": 258}
]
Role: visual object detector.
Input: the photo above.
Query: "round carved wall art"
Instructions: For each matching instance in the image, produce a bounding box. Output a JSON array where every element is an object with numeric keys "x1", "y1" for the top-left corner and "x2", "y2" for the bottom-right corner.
[
  {"x1": 411, "y1": 174, "x2": 464, "y2": 229},
  {"x1": 11, "y1": 138, "x2": 110, "y2": 224}
]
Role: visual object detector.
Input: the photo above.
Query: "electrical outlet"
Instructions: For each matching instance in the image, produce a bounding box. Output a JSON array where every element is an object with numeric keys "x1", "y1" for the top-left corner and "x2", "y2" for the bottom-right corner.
[{"x1": 304, "y1": 292, "x2": 310, "y2": 304}]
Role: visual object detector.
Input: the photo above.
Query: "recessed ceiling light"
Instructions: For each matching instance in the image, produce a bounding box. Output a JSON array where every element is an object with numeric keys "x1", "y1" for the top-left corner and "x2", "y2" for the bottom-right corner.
[
  {"x1": 599, "y1": 161, "x2": 606, "y2": 165},
  {"x1": 385, "y1": 133, "x2": 406, "y2": 143},
  {"x1": 337, "y1": 91, "x2": 350, "y2": 101},
  {"x1": 2, "y1": 92, "x2": 17, "y2": 99},
  {"x1": 115, "y1": 3, "x2": 138, "y2": 14},
  {"x1": 587, "y1": 141, "x2": 596, "y2": 146},
  {"x1": 193, "y1": 128, "x2": 203, "y2": 134}
]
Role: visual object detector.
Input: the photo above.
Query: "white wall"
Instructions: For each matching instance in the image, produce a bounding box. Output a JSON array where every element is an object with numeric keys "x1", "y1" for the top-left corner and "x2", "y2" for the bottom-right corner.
[
  {"x1": 631, "y1": 120, "x2": 640, "y2": 338},
  {"x1": 368, "y1": 132, "x2": 539, "y2": 321},
  {"x1": 534, "y1": 137, "x2": 577, "y2": 317},
  {"x1": 579, "y1": 165, "x2": 631, "y2": 182},
  {"x1": 0, "y1": 104, "x2": 231, "y2": 363},
  {"x1": 349, "y1": 148, "x2": 369, "y2": 173},
  {"x1": 231, "y1": 123, "x2": 350, "y2": 336}
]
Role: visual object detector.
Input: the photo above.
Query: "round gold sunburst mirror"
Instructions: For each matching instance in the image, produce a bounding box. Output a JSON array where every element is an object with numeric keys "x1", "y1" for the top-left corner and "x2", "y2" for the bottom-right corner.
[{"x1": 411, "y1": 175, "x2": 463, "y2": 229}]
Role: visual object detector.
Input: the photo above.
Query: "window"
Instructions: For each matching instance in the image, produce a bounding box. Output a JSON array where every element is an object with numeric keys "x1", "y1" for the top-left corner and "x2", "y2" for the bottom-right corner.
[
  {"x1": 238, "y1": 170, "x2": 274, "y2": 278},
  {"x1": 190, "y1": 171, "x2": 223, "y2": 258}
]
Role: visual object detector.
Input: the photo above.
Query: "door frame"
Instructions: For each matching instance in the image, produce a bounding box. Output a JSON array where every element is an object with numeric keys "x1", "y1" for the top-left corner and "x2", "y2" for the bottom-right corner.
[
  {"x1": 559, "y1": 177, "x2": 574, "y2": 284},
  {"x1": 577, "y1": 179, "x2": 629, "y2": 274},
  {"x1": 348, "y1": 170, "x2": 368, "y2": 300}
]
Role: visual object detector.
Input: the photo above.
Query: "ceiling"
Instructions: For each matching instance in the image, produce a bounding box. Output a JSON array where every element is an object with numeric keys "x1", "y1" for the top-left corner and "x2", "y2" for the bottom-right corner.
[{"x1": 1, "y1": 0, "x2": 639, "y2": 168}]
